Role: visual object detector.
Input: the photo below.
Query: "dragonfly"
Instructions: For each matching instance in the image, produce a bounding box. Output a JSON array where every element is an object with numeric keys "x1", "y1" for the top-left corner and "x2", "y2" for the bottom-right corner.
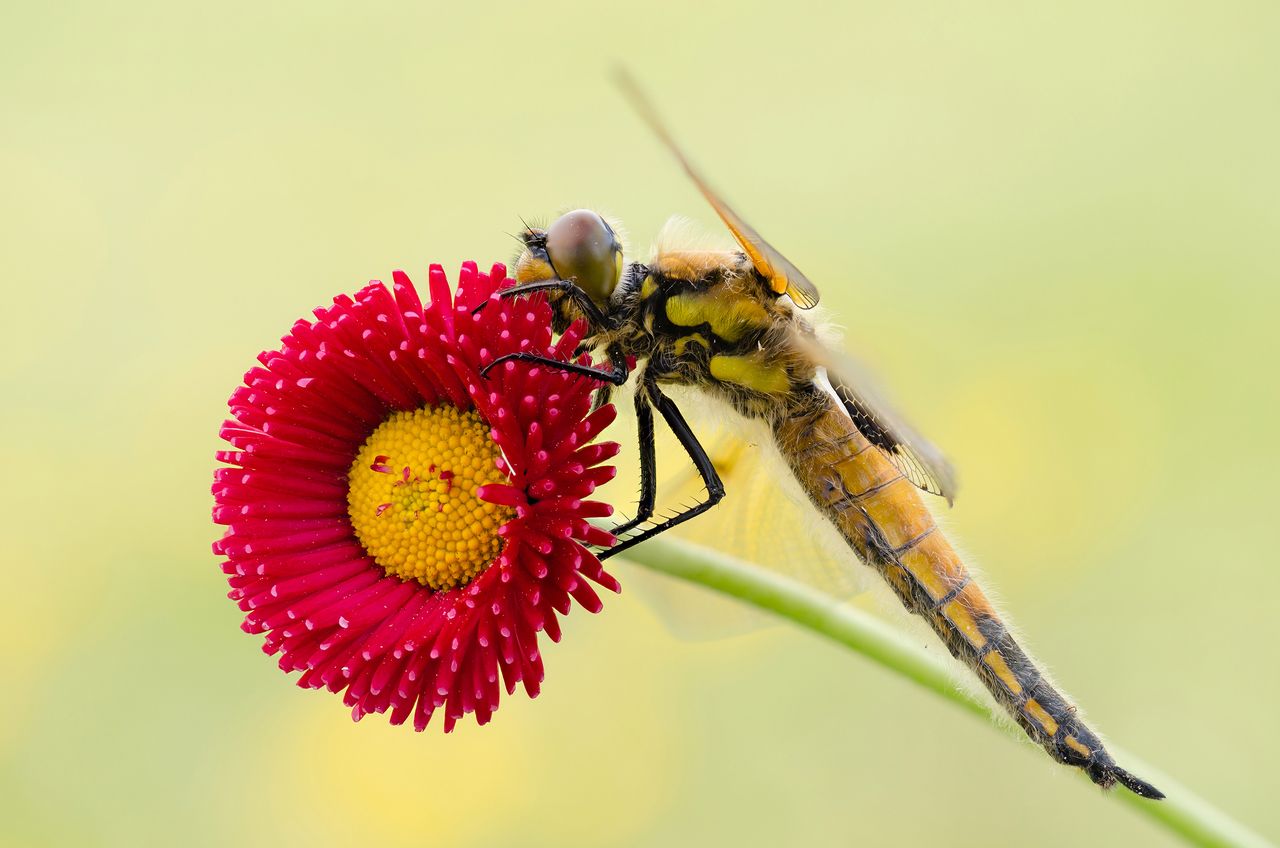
[{"x1": 478, "y1": 73, "x2": 1163, "y2": 800}]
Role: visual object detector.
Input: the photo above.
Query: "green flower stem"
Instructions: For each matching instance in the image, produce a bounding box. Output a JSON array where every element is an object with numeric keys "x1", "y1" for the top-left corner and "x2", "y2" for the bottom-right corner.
[{"x1": 616, "y1": 534, "x2": 1274, "y2": 848}]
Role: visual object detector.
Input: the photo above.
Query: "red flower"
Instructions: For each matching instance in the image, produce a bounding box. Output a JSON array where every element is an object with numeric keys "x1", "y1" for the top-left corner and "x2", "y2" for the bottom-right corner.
[{"x1": 213, "y1": 262, "x2": 620, "y2": 731}]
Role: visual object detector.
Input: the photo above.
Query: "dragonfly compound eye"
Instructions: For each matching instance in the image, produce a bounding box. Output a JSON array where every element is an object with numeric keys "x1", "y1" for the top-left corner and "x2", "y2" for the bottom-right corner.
[{"x1": 545, "y1": 209, "x2": 623, "y2": 305}]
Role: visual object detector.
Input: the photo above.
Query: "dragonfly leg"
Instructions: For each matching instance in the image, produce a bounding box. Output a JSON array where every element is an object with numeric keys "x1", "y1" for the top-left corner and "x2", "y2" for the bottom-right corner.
[
  {"x1": 608, "y1": 391, "x2": 656, "y2": 536},
  {"x1": 584, "y1": 343, "x2": 621, "y2": 411},
  {"x1": 473, "y1": 278, "x2": 618, "y2": 331},
  {"x1": 480, "y1": 343, "x2": 629, "y2": 387},
  {"x1": 600, "y1": 382, "x2": 725, "y2": 560}
]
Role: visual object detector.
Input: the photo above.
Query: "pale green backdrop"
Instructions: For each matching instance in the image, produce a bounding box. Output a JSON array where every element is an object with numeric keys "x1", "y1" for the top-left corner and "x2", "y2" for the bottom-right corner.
[{"x1": 2, "y1": 2, "x2": 1277, "y2": 846}]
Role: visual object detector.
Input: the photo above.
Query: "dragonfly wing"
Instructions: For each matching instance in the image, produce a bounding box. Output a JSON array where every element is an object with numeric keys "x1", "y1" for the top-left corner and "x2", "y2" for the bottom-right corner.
[
  {"x1": 661, "y1": 414, "x2": 865, "y2": 601},
  {"x1": 794, "y1": 333, "x2": 959, "y2": 504},
  {"x1": 616, "y1": 70, "x2": 821, "y2": 310}
]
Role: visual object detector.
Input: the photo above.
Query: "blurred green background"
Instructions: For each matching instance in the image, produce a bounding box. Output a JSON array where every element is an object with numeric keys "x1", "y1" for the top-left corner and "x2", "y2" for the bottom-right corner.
[{"x1": 3, "y1": 1, "x2": 1277, "y2": 846}]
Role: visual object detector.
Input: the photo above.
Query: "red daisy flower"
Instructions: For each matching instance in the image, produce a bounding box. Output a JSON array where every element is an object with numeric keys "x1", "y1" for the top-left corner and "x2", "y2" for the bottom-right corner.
[{"x1": 212, "y1": 261, "x2": 621, "y2": 731}]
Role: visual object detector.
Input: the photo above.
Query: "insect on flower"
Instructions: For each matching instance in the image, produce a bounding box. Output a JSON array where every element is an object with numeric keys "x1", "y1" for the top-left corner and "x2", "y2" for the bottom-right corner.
[{"x1": 477, "y1": 73, "x2": 1164, "y2": 799}]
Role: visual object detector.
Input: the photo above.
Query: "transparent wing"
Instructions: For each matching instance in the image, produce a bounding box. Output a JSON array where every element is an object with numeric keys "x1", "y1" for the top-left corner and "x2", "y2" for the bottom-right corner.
[
  {"x1": 658, "y1": 419, "x2": 862, "y2": 599},
  {"x1": 602, "y1": 385, "x2": 868, "y2": 639},
  {"x1": 795, "y1": 333, "x2": 958, "y2": 504},
  {"x1": 616, "y1": 70, "x2": 821, "y2": 310}
]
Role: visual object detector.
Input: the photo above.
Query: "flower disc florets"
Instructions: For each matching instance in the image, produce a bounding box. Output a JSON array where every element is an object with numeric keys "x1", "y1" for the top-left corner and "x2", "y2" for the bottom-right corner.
[{"x1": 347, "y1": 406, "x2": 512, "y2": 590}]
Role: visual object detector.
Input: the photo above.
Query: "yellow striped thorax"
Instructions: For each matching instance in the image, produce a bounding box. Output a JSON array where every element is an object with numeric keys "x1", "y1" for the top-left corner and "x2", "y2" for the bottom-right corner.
[{"x1": 612, "y1": 247, "x2": 817, "y2": 416}]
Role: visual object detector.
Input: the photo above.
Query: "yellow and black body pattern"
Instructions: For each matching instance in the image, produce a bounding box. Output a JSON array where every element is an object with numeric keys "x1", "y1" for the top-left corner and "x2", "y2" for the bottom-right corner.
[
  {"x1": 495, "y1": 74, "x2": 1160, "y2": 799},
  {"x1": 551, "y1": 249, "x2": 823, "y2": 421},
  {"x1": 537, "y1": 242, "x2": 1160, "y2": 799},
  {"x1": 775, "y1": 393, "x2": 1152, "y2": 794}
]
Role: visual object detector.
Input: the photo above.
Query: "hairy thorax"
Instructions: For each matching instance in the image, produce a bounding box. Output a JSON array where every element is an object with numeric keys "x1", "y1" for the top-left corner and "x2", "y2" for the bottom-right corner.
[{"x1": 559, "y1": 250, "x2": 823, "y2": 423}]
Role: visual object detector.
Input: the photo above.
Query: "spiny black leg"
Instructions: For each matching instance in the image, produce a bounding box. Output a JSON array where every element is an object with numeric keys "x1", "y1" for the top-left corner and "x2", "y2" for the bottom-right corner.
[
  {"x1": 471, "y1": 280, "x2": 558, "y2": 315},
  {"x1": 589, "y1": 345, "x2": 626, "y2": 411},
  {"x1": 609, "y1": 391, "x2": 657, "y2": 536},
  {"x1": 473, "y1": 278, "x2": 617, "y2": 330},
  {"x1": 503, "y1": 279, "x2": 614, "y2": 329},
  {"x1": 600, "y1": 383, "x2": 725, "y2": 560},
  {"x1": 480, "y1": 344, "x2": 629, "y2": 385}
]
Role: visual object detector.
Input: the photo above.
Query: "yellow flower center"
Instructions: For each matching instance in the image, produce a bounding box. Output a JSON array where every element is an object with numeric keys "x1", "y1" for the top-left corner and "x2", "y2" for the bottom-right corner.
[{"x1": 347, "y1": 406, "x2": 513, "y2": 591}]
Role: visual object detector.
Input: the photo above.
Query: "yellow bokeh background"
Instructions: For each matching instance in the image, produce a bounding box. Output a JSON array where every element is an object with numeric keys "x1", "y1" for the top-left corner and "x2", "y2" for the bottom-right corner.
[{"x1": 3, "y1": 2, "x2": 1277, "y2": 846}]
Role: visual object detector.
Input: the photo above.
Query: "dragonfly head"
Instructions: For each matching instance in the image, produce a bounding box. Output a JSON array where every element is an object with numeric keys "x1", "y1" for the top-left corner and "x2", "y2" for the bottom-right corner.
[{"x1": 515, "y1": 209, "x2": 623, "y2": 307}]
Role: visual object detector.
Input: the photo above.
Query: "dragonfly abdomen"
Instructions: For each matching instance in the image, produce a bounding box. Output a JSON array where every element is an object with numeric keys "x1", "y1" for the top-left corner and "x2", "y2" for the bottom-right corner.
[{"x1": 774, "y1": 393, "x2": 1163, "y2": 798}]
